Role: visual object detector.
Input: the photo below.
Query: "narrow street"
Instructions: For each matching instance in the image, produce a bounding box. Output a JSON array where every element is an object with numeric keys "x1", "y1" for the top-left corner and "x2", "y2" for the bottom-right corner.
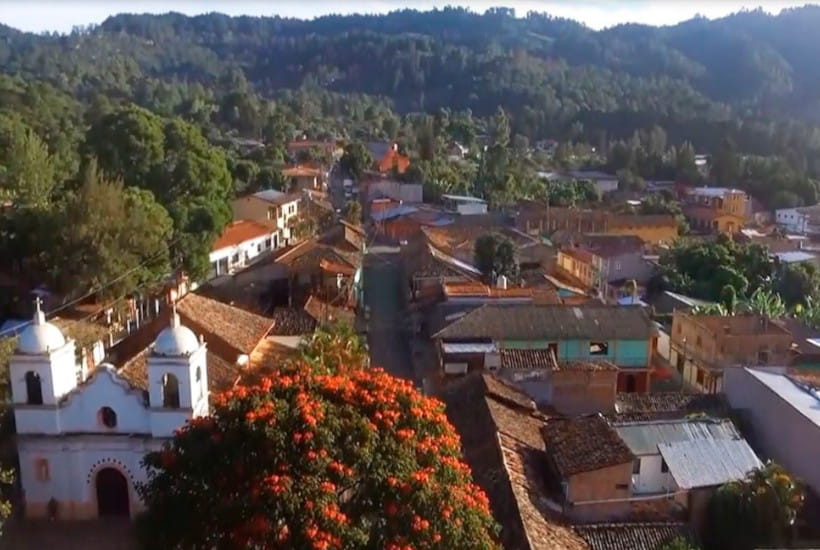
[{"x1": 362, "y1": 252, "x2": 415, "y2": 383}]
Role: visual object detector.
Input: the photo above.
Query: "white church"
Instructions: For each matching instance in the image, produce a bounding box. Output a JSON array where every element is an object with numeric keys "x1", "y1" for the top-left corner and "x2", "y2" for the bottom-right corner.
[{"x1": 8, "y1": 300, "x2": 210, "y2": 520}]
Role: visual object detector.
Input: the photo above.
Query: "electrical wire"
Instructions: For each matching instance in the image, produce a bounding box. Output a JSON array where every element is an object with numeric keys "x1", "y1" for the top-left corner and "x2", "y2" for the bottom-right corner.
[{"x1": 0, "y1": 237, "x2": 183, "y2": 339}]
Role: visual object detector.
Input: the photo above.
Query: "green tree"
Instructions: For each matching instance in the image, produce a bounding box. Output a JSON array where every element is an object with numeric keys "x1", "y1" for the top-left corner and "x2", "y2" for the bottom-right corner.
[
  {"x1": 136, "y1": 359, "x2": 499, "y2": 549},
  {"x1": 474, "y1": 232, "x2": 519, "y2": 283},
  {"x1": 340, "y1": 142, "x2": 373, "y2": 181},
  {"x1": 0, "y1": 121, "x2": 56, "y2": 209},
  {"x1": 299, "y1": 322, "x2": 368, "y2": 371},
  {"x1": 705, "y1": 462, "x2": 803, "y2": 550},
  {"x1": 53, "y1": 162, "x2": 173, "y2": 299},
  {"x1": 774, "y1": 262, "x2": 820, "y2": 307},
  {"x1": 84, "y1": 104, "x2": 165, "y2": 189}
]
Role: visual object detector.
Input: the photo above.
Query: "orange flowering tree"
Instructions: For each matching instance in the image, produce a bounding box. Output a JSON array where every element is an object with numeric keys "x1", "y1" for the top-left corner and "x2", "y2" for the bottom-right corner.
[{"x1": 136, "y1": 360, "x2": 499, "y2": 549}]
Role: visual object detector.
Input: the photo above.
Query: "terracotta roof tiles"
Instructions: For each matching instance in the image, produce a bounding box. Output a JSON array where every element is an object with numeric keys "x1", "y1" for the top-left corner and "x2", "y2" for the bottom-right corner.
[
  {"x1": 434, "y1": 304, "x2": 654, "y2": 341},
  {"x1": 575, "y1": 522, "x2": 694, "y2": 550},
  {"x1": 177, "y1": 292, "x2": 274, "y2": 355},
  {"x1": 541, "y1": 415, "x2": 634, "y2": 477},
  {"x1": 212, "y1": 220, "x2": 277, "y2": 252},
  {"x1": 442, "y1": 373, "x2": 589, "y2": 550}
]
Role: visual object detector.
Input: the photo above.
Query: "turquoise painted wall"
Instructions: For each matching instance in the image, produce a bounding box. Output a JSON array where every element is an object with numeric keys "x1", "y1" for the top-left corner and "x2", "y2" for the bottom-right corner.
[{"x1": 503, "y1": 338, "x2": 649, "y2": 367}]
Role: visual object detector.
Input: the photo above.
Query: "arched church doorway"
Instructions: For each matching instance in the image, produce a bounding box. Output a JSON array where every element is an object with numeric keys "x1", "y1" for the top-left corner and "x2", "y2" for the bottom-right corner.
[{"x1": 96, "y1": 467, "x2": 130, "y2": 517}]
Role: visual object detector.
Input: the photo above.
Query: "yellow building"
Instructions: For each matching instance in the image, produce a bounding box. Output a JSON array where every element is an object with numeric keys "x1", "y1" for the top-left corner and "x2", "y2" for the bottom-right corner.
[
  {"x1": 556, "y1": 247, "x2": 603, "y2": 290},
  {"x1": 683, "y1": 187, "x2": 748, "y2": 235},
  {"x1": 609, "y1": 214, "x2": 679, "y2": 245}
]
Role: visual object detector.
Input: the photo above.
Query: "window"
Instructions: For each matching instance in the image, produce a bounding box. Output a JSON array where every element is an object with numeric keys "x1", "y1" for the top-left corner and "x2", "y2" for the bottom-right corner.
[
  {"x1": 632, "y1": 459, "x2": 641, "y2": 475},
  {"x1": 661, "y1": 459, "x2": 669, "y2": 473},
  {"x1": 267, "y1": 207, "x2": 276, "y2": 220},
  {"x1": 589, "y1": 342, "x2": 609, "y2": 356},
  {"x1": 162, "y1": 373, "x2": 181, "y2": 408},
  {"x1": 264, "y1": 238, "x2": 272, "y2": 250},
  {"x1": 758, "y1": 348, "x2": 770, "y2": 364},
  {"x1": 98, "y1": 406, "x2": 117, "y2": 428},
  {"x1": 696, "y1": 368, "x2": 705, "y2": 386},
  {"x1": 35, "y1": 458, "x2": 50, "y2": 482},
  {"x1": 196, "y1": 366, "x2": 201, "y2": 383},
  {"x1": 231, "y1": 253, "x2": 239, "y2": 265},
  {"x1": 25, "y1": 371, "x2": 43, "y2": 405},
  {"x1": 614, "y1": 262, "x2": 622, "y2": 271}
]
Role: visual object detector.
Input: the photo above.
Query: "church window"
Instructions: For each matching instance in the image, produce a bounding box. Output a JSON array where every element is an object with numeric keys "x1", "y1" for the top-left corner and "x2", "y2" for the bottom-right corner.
[
  {"x1": 25, "y1": 371, "x2": 43, "y2": 405},
  {"x1": 195, "y1": 366, "x2": 201, "y2": 383},
  {"x1": 162, "y1": 374, "x2": 180, "y2": 408},
  {"x1": 35, "y1": 458, "x2": 50, "y2": 482},
  {"x1": 99, "y1": 407, "x2": 118, "y2": 428}
]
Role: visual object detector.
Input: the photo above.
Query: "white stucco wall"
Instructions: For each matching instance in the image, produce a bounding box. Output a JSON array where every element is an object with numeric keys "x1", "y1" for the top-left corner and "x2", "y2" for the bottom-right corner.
[
  {"x1": 633, "y1": 454, "x2": 677, "y2": 494},
  {"x1": 18, "y1": 435, "x2": 162, "y2": 519},
  {"x1": 59, "y1": 368, "x2": 151, "y2": 434}
]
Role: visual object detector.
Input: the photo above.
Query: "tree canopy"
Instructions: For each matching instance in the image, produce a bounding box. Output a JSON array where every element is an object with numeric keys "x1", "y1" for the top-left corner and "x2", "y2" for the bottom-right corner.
[
  {"x1": 474, "y1": 233, "x2": 519, "y2": 284},
  {"x1": 136, "y1": 358, "x2": 499, "y2": 549}
]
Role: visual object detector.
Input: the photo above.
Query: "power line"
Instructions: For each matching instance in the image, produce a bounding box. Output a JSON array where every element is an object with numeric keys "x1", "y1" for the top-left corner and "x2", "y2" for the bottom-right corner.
[{"x1": 0, "y1": 237, "x2": 183, "y2": 339}]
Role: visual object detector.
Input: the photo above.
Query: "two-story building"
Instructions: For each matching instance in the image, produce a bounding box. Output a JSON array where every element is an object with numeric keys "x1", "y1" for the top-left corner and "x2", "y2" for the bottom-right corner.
[
  {"x1": 231, "y1": 189, "x2": 302, "y2": 244},
  {"x1": 433, "y1": 303, "x2": 657, "y2": 392},
  {"x1": 556, "y1": 235, "x2": 652, "y2": 299},
  {"x1": 556, "y1": 247, "x2": 603, "y2": 291},
  {"x1": 670, "y1": 312, "x2": 793, "y2": 393},
  {"x1": 683, "y1": 187, "x2": 748, "y2": 234},
  {"x1": 208, "y1": 220, "x2": 279, "y2": 279},
  {"x1": 775, "y1": 204, "x2": 820, "y2": 236}
]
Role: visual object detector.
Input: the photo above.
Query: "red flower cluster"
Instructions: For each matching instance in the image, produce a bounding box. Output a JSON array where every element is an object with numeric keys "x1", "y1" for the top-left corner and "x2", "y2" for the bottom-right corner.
[{"x1": 139, "y1": 355, "x2": 500, "y2": 550}]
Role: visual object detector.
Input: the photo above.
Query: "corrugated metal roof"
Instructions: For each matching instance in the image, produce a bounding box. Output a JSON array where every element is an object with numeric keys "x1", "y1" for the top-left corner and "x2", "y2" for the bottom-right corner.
[
  {"x1": 659, "y1": 438, "x2": 761, "y2": 489},
  {"x1": 614, "y1": 419, "x2": 740, "y2": 456},
  {"x1": 442, "y1": 342, "x2": 497, "y2": 354}
]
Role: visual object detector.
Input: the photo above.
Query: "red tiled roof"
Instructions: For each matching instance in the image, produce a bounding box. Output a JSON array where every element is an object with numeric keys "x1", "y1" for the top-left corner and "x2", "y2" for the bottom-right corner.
[
  {"x1": 212, "y1": 220, "x2": 276, "y2": 252},
  {"x1": 177, "y1": 292, "x2": 275, "y2": 355},
  {"x1": 541, "y1": 415, "x2": 635, "y2": 477},
  {"x1": 377, "y1": 149, "x2": 411, "y2": 174}
]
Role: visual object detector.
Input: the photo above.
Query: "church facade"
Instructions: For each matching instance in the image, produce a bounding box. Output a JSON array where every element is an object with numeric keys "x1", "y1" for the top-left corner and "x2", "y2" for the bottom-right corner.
[{"x1": 9, "y1": 302, "x2": 210, "y2": 520}]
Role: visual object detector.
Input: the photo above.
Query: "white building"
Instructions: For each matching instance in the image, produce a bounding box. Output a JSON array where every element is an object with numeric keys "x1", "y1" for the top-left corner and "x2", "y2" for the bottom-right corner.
[
  {"x1": 208, "y1": 219, "x2": 280, "y2": 279},
  {"x1": 775, "y1": 205, "x2": 820, "y2": 235},
  {"x1": 231, "y1": 190, "x2": 302, "y2": 235},
  {"x1": 10, "y1": 301, "x2": 209, "y2": 519},
  {"x1": 613, "y1": 419, "x2": 760, "y2": 495}
]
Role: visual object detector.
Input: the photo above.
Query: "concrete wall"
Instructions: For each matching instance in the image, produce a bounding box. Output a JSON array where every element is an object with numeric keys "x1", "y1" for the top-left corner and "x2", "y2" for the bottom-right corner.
[
  {"x1": 566, "y1": 462, "x2": 633, "y2": 522},
  {"x1": 551, "y1": 369, "x2": 617, "y2": 415},
  {"x1": 724, "y1": 368, "x2": 820, "y2": 495}
]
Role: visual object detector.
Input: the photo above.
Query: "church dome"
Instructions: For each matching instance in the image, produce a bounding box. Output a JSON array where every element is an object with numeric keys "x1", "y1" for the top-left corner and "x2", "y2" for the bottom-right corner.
[
  {"x1": 17, "y1": 301, "x2": 66, "y2": 355},
  {"x1": 153, "y1": 309, "x2": 199, "y2": 357}
]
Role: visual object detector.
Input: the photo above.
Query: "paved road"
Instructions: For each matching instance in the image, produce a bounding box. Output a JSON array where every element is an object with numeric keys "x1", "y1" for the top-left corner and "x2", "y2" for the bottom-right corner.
[{"x1": 362, "y1": 253, "x2": 415, "y2": 383}]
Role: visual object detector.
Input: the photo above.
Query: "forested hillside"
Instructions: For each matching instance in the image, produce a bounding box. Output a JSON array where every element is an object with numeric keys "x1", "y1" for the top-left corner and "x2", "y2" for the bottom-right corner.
[{"x1": 4, "y1": 6, "x2": 820, "y2": 304}]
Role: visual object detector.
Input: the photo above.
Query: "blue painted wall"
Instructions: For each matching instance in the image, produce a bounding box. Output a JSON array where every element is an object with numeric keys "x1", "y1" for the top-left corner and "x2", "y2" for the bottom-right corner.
[{"x1": 503, "y1": 338, "x2": 650, "y2": 367}]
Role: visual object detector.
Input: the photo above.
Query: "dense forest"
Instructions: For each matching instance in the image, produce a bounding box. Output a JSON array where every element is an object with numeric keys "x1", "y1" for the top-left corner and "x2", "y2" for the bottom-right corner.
[{"x1": 4, "y1": 6, "x2": 820, "y2": 305}]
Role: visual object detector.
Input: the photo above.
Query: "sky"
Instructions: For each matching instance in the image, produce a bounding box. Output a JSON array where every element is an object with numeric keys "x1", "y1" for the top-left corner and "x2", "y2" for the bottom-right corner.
[{"x1": 0, "y1": 1, "x2": 814, "y2": 34}]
